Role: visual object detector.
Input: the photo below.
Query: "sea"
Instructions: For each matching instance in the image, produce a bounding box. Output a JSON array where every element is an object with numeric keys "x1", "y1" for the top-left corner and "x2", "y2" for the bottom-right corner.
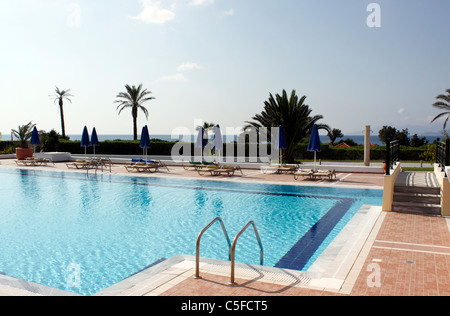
[{"x1": 2, "y1": 134, "x2": 441, "y2": 146}]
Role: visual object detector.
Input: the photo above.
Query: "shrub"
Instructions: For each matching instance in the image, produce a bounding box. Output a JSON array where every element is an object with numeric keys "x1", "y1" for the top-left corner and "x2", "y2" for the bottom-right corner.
[{"x1": 0, "y1": 140, "x2": 432, "y2": 162}]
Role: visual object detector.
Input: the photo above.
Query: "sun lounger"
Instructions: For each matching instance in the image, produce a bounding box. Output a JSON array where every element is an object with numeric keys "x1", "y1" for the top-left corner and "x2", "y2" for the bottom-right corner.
[
  {"x1": 275, "y1": 164, "x2": 298, "y2": 174},
  {"x1": 125, "y1": 161, "x2": 166, "y2": 173},
  {"x1": 198, "y1": 165, "x2": 243, "y2": 177},
  {"x1": 15, "y1": 157, "x2": 53, "y2": 167},
  {"x1": 66, "y1": 159, "x2": 93, "y2": 169},
  {"x1": 126, "y1": 162, "x2": 160, "y2": 173},
  {"x1": 261, "y1": 164, "x2": 298, "y2": 174},
  {"x1": 182, "y1": 161, "x2": 217, "y2": 171},
  {"x1": 311, "y1": 169, "x2": 336, "y2": 181},
  {"x1": 147, "y1": 160, "x2": 169, "y2": 171},
  {"x1": 125, "y1": 159, "x2": 169, "y2": 172},
  {"x1": 293, "y1": 169, "x2": 313, "y2": 180}
]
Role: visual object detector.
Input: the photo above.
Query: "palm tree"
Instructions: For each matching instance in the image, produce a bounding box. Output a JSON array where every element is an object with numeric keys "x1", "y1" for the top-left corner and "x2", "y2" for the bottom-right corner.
[
  {"x1": 196, "y1": 122, "x2": 215, "y2": 140},
  {"x1": 11, "y1": 121, "x2": 36, "y2": 148},
  {"x1": 246, "y1": 89, "x2": 330, "y2": 162},
  {"x1": 327, "y1": 128, "x2": 344, "y2": 146},
  {"x1": 115, "y1": 84, "x2": 155, "y2": 140},
  {"x1": 431, "y1": 89, "x2": 450, "y2": 130},
  {"x1": 50, "y1": 87, "x2": 73, "y2": 139}
]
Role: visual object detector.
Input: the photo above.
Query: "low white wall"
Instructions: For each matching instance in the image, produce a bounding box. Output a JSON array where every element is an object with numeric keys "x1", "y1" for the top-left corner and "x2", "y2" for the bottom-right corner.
[
  {"x1": 35, "y1": 152, "x2": 71, "y2": 162},
  {"x1": 382, "y1": 162, "x2": 401, "y2": 212},
  {"x1": 435, "y1": 164, "x2": 450, "y2": 217}
]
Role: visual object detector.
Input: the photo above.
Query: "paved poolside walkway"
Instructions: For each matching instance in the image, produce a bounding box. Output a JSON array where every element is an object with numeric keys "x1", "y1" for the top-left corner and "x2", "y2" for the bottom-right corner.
[
  {"x1": 395, "y1": 171, "x2": 440, "y2": 188},
  {"x1": 0, "y1": 160, "x2": 448, "y2": 297},
  {"x1": 121, "y1": 212, "x2": 450, "y2": 297}
]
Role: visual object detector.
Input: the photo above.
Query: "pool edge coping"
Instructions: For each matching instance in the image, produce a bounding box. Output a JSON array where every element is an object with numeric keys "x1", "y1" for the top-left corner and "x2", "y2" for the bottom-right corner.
[
  {"x1": 0, "y1": 164, "x2": 384, "y2": 296},
  {"x1": 95, "y1": 205, "x2": 385, "y2": 296}
]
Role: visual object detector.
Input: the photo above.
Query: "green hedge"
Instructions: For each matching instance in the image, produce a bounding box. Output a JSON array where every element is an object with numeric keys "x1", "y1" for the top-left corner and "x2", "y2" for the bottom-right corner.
[
  {"x1": 56, "y1": 140, "x2": 177, "y2": 155},
  {"x1": 0, "y1": 140, "x2": 431, "y2": 161},
  {"x1": 294, "y1": 144, "x2": 429, "y2": 161}
]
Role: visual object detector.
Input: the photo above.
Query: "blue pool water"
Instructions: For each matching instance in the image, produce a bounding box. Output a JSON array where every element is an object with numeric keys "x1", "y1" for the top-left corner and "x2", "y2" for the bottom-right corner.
[{"x1": 0, "y1": 169, "x2": 382, "y2": 296}]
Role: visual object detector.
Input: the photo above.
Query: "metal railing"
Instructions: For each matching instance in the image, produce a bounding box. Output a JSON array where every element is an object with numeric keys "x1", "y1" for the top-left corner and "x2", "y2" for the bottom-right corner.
[
  {"x1": 436, "y1": 139, "x2": 450, "y2": 173},
  {"x1": 195, "y1": 217, "x2": 232, "y2": 279},
  {"x1": 385, "y1": 140, "x2": 399, "y2": 175},
  {"x1": 86, "y1": 158, "x2": 112, "y2": 175},
  {"x1": 229, "y1": 221, "x2": 264, "y2": 286}
]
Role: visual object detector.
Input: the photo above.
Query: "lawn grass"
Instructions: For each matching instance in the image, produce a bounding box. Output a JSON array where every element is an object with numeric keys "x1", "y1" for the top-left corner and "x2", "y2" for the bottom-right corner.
[{"x1": 402, "y1": 167, "x2": 434, "y2": 172}]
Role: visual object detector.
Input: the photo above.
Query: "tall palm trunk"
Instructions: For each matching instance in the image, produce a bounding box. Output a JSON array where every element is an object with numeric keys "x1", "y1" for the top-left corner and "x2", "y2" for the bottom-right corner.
[
  {"x1": 50, "y1": 87, "x2": 73, "y2": 139},
  {"x1": 59, "y1": 98, "x2": 66, "y2": 138},
  {"x1": 132, "y1": 107, "x2": 138, "y2": 140}
]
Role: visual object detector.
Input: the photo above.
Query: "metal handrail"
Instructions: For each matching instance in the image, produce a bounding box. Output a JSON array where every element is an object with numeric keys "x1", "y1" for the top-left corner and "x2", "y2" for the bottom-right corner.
[
  {"x1": 86, "y1": 159, "x2": 96, "y2": 175},
  {"x1": 229, "y1": 221, "x2": 264, "y2": 286},
  {"x1": 87, "y1": 158, "x2": 112, "y2": 175},
  {"x1": 195, "y1": 217, "x2": 232, "y2": 279},
  {"x1": 98, "y1": 158, "x2": 112, "y2": 174},
  {"x1": 385, "y1": 140, "x2": 400, "y2": 175},
  {"x1": 436, "y1": 139, "x2": 450, "y2": 172}
]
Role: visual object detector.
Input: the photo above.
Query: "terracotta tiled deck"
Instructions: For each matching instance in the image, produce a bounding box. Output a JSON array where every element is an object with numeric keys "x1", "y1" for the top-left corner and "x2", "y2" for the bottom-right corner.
[
  {"x1": 0, "y1": 160, "x2": 448, "y2": 296},
  {"x1": 158, "y1": 212, "x2": 450, "y2": 297}
]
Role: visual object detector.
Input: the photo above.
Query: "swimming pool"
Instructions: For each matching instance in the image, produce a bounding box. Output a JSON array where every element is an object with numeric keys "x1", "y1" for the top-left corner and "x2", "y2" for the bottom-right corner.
[{"x1": 0, "y1": 168, "x2": 382, "y2": 296}]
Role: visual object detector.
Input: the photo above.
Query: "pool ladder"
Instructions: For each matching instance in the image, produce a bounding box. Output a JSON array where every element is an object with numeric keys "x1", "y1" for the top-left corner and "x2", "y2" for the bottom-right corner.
[
  {"x1": 86, "y1": 158, "x2": 112, "y2": 175},
  {"x1": 195, "y1": 217, "x2": 264, "y2": 286}
]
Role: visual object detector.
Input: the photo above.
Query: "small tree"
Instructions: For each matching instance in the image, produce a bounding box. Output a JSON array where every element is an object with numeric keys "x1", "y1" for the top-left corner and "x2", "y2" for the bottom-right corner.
[
  {"x1": 196, "y1": 122, "x2": 215, "y2": 140},
  {"x1": 378, "y1": 126, "x2": 410, "y2": 146},
  {"x1": 410, "y1": 134, "x2": 428, "y2": 147},
  {"x1": 40, "y1": 129, "x2": 62, "y2": 152},
  {"x1": 327, "y1": 128, "x2": 343, "y2": 146},
  {"x1": 11, "y1": 122, "x2": 36, "y2": 148}
]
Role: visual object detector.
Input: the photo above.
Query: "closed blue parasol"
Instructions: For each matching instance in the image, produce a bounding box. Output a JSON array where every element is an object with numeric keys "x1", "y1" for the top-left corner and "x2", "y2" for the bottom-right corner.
[
  {"x1": 275, "y1": 126, "x2": 287, "y2": 164},
  {"x1": 30, "y1": 126, "x2": 40, "y2": 153},
  {"x1": 140, "y1": 125, "x2": 151, "y2": 161},
  {"x1": 212, "y1": 124, "x2": 223, "y2": 161},
  {"x1": 91, "y1": 128, "x2": 99, "y2": 156},
  {"x1": 195, "y1": 127, "x2": 207, "y2": 161},
  {"x1": 81, "y1": 126, "x2": 90, "y2": 157},
  {"x1": 307, "y1": 124, "x2": 321, "y2": 171},
  {"x1": 195, "y1": 127, "x2": 207, "y2": 148}
]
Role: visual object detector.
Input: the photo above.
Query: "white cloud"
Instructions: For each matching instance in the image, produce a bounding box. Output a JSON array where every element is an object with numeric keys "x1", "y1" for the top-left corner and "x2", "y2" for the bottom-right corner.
[
  {"x1": 132, "y1": 0, "x2": 175, "y2": 24},
  {"x1": 177, "y1": 62, "x2": 201, "y2": 72},
  {"x1": 161, "y1": 62, "x2": 201, "y2": 82},
  {"x1": 160, "y1": 73, "x2": 187, "y2": 81},
  {"x1": 398, "y1": 108, "x2": 406, "y2": 115},
  {"x1": 223, "y1": 9, "x2": 234, "y2": 16},
  {"x1": 189, "y1": 0, "x2": 215, "y2": 6},
  {"x1": 131, "y1": 0, "x2": 218, "y2": 24}
]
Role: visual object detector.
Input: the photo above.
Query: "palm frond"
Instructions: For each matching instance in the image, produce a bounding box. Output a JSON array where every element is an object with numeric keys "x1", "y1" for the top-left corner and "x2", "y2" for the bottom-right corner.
[
  {"x1": 431, "y1": 89, "x2": 450, "y2": 129},
  {"x1": 431, "y1": 112, "x2": 450, "y2": 123},
  {"x1": 114, "y1": 84, "x2": 156, "y2": 139},
  {"x1": 246, "y1": 89, "x2": 328, "y2": 161}
]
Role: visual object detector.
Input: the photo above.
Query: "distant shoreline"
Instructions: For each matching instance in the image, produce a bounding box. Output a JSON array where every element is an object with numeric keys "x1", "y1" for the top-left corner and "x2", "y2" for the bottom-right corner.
[{"x1": 2, "y1": 134, "x2": 443, "y2": 145}]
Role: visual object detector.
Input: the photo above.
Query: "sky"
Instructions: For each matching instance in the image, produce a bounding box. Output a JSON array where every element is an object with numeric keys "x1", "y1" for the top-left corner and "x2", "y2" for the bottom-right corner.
[{"x1": 1, "y1": 0, "x2": 450, "y2": 138}]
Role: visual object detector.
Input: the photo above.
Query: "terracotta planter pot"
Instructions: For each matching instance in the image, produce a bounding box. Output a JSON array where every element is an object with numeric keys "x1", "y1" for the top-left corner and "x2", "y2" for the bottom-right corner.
[{"x1": 16, "y1": 147, "x2": 33, "y2": 160}]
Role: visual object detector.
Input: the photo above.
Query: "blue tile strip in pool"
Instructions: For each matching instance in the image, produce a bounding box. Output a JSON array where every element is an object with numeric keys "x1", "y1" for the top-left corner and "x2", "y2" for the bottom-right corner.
[{"x1": 274, "y1": 197, "x2": 355, "y2": 271}]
